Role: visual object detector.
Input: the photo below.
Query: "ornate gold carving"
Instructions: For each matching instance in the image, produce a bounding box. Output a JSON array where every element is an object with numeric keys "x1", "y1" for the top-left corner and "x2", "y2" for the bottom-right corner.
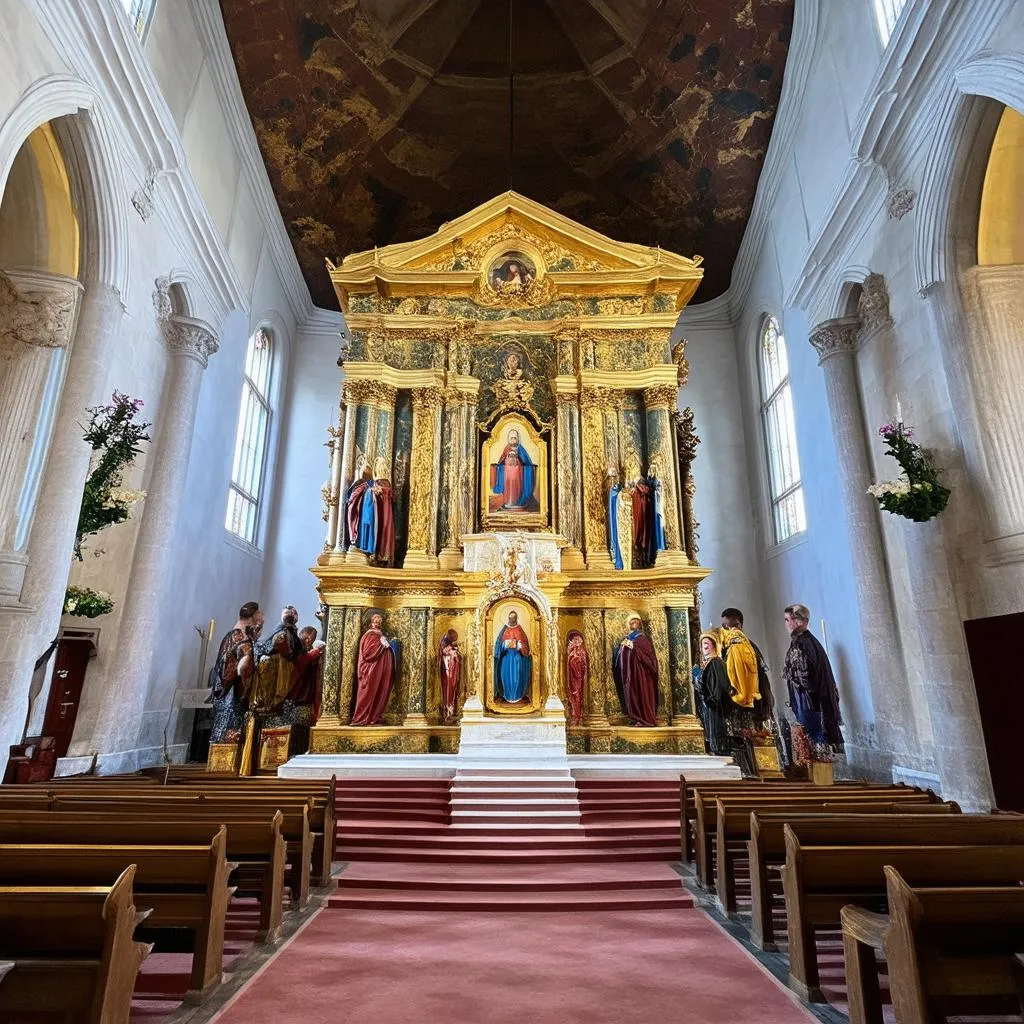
[
  {"x1": 643, "y1": 384, "x2": 679, "y2": 411},
  {"x1": 671, "y1": 339, "x2": 690, "y2": 387},
  {"x1": 0, "y1": 270, "x2": 79, "y2": 358},
  {"x1": 596, "y1": 297, "x2": 646, "y2": 315},
  {"x1": 345, "y1": 379, "x2": 397, "y2": 409},
  {"x1": 476, "y1": 272, "x2": 557, "y2": 309},
  {"x1": 428, "y1": 222, "x2": 606, "y2": 274},
  {"x1": 492, "y1": 351, "x2": 536, "y2": 411},
  {"x1": 411, "y1": 386, "x2": 444, "y2": 413}
]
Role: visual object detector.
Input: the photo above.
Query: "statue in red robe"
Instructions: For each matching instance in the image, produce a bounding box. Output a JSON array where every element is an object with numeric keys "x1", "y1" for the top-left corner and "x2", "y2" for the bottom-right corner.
[
  {"x1": 565, "y1": 629, "x2": 588, "y2": 726},
  {"x1": 611, "y1": 613, "x2": 659, "y2": 727},
  {"x1": 351, "y1": 613, "x2": 399, "y2": 726},
  {"x1": 438, "y1": 628, "x2": 462, "y2": 723}
]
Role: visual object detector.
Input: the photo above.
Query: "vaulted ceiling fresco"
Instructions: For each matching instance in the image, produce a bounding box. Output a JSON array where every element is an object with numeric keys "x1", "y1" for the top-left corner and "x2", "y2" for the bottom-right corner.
[{"x1": 219, "y1": 0, "x2": 794, "y2": 309}]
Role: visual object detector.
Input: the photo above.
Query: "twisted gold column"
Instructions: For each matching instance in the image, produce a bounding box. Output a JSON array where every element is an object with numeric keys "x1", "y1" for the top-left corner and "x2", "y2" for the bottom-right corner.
[
  {"x1": 644, "y1": 384, "x2": 686, "y2": 564},
  {"x1": 404, "y1": 386, "x2": 444, "y2": 570},
  {"x1": 580, "y1": 387, "x2": 614, "y2": 569}
]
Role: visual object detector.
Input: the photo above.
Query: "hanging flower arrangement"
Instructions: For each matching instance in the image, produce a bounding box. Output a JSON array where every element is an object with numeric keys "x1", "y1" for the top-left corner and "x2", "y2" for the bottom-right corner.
[
  {"x1": 74, "y1": 391, "x2": 151, "y2": 560},
  {"x1": 868, "y1": 420, "x2": 950, "y2": 523},
  {"x1": 63, "y1": 585, "x2": 114, "y2": 618}
]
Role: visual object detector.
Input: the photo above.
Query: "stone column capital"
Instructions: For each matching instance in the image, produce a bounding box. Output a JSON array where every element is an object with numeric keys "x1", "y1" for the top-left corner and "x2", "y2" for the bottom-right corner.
[
  {"x1": 345, "y1": 378, "x2": 397, "y2": 409},
  {"x1": 162, "y1": 315, "x2": 219, "y2": 367},
  {"x1": 411, "y1": 385, "x2": 444, "y2": 413},
  {"x1": 809, "y1": 316, "x2": 861, "y2": 365},
  {"x1": 0, "y1": 268, "x2": 82, "y2": 359},
  {"x1": 643, "y1": 384, "x2": 679, "y2": 410}
]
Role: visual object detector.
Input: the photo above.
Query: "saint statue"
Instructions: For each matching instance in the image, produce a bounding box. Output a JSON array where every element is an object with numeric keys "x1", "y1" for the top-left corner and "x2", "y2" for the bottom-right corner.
[
  {"x1": 616, "y1": 479, "x2": 635, "y2": 571},
  {"x1": 607, "y1": 469, "x2": 624, "y2": 569},
  {"x1": 347, "y1": 457, "x2": 396, "y2": 564},
  {"x1": 351, "y1": 612, "x2": 399, "y2": 726},
  {"x1": 694, "y1": 628, "x2": 731, "y2": 756},
  {"x1": 646, "y1": 461, "x2": 668, "y2": 565},
  {"x1": 251, "y1": 605, "x2": 304, "y2": 712},
  {"x1": 438, "y1": 628, "x2": 462, "y2": 724},
  {"x1": 209, "y1": 601, "x2": 263, "y2": 742},
  {"x1": 492, "y1": 352, "x2": 535, "y2": 409},
  {"x1": 611, "y1": 612, "x2": 659, "y2": 727},
  {"x1": 344, "y1": 458, "x2": 372, "y2": 551},
  {"x1": 489, "y1": 428, "x2": 536, "y2": 510},
  {"x1": 493, "y1": 609, "x2": 531, "y2": 703},
  {"x1": 565, "y1": 629, "x2": 589, "y2": 726}
]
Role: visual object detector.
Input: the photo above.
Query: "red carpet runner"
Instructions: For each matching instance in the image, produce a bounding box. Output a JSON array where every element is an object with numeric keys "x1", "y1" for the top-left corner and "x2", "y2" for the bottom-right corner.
[{"x1": 210, "y1": 775, "x2": 817, "y2": 1023}]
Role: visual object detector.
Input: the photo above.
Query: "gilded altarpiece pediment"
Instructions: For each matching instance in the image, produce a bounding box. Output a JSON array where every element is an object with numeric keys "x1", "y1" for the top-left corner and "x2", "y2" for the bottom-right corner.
[{"x1": 311, "y1": 193, "x2": 712, "y2": 756}]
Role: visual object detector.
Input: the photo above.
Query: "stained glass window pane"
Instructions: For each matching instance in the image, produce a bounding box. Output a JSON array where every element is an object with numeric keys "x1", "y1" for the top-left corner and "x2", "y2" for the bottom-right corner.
[{"x1": 120, "y1": 0, "x2": 156, "y2": 39}]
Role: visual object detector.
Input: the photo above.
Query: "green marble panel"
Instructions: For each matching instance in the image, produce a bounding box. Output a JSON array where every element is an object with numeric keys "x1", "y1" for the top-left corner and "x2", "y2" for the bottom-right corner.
[
  {"x1": 391, "y1": 392, "x2": 413, "y2": 563},
  {"x1": 322, "y1": 606, "x2": 345, "y2": 719},
  {"x1": 667, "y1": 608, "x2": 694, "y2": 716},
  {"x1": 473, "y1": 335, "x2": 555, "y2": 424}
]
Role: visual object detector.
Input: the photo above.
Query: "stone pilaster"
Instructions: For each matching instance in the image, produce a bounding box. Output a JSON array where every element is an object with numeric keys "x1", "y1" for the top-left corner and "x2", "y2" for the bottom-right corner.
[
  {"x1": 809, "y1": 309, "x2": 915, "y2": 767},
  {"x1": 0, "y1": 269, "x2": 83, "y2": 599},
  {"x1": 404, "y1": 386, "x2": 444, "y2": 570},
  {"x1": 960, "y1": 264, "x2": 1024, "y2": 564},
  {"x1": 88, "y1": 281, "x2": 219, "y2": 764},
  {"x1": 580, "y1": 387, "x2": 614, "y2": 568},
  {"x1": 643, "y1": 383, "x2": 685, "y2": 562},
  {"x1": 0, "y1": 281, "x2": 124, "y2": 782}
]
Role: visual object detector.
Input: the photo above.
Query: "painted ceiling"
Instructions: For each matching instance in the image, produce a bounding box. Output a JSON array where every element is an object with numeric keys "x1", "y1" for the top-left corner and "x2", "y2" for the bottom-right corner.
[{"x1": 219, "y1": 0, "x2": 794, "y2": 310}]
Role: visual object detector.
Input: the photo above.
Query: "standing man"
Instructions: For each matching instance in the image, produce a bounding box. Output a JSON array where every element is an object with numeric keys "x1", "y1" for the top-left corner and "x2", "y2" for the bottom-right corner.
[
  {"x1": 209, "y1": 601, "x2": 264, "y2": 742},
  {"x1": 720, "y1": 608, "x2": 776, "y2": 725},
  {"x1": 782, "y1": 604, "x2": 844, "y2": 760}
]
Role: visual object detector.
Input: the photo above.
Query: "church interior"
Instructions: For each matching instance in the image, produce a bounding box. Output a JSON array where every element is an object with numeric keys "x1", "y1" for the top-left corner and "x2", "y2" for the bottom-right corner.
[{"x1": 2, "y1": 0, "x2": 1024, "y2": 1022}]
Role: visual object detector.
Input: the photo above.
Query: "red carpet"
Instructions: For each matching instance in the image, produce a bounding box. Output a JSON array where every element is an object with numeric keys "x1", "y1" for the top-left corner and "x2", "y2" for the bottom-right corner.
[{"x1": 209, "y1": 907, "x2": 816, "y2": 1024}]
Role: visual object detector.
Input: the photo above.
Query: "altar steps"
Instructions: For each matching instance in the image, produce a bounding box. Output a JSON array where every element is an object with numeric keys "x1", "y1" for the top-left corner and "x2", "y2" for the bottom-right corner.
[
  {"x1": 336, "y1": 831, "x2": 677, "y2": 852},
  {"x1": 332, "y1": 844, "x2": 678, "y2": 865}
]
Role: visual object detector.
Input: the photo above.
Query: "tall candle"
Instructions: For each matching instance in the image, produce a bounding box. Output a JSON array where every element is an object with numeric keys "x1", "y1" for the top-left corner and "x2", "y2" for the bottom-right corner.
[
  {"x1": 820, "y1": 618, "x2": 829, "y2": 655},
  {"x1": 895, "y1": 394, "x2": 903, "y2": 426}
]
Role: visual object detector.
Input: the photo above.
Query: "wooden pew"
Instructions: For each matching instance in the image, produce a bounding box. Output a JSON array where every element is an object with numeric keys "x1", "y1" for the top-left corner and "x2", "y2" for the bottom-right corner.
[
  {"x1": 747, "y1": 807, "x2": 966, "y2": 950},
  {"x1": 781, "y1": 834, "x2": 1024, "y2": 1001},
  {"x1": 49, "y1": 794, "x2": 313, "y2": 908},
  {"x1": 715, "y1": 799, "x2": 960, "y2": 914},
  {"x1": 842, "y1": 866, "x2": 1024, "y2": 1024},
  {"x1": 0, "y1": 829, "x2": 236, "y2": 1000},
  {"x1": 0, "y1": 866, "x2": 151, "y2": 1024},
  {"x1": 0, "y1": 809, "x2": 287, "y2": 942},
  {"x1": 46, "y1": 783, "x2": 333, "y2": 887},
  {"x1": 694, "y1": 786, "x2": 932, "y2": 889}
]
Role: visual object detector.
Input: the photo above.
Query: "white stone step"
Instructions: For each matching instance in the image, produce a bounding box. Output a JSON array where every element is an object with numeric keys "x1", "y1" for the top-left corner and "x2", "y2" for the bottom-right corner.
[{"x1": 450, "y1": 787, "x2": 579, "y2": 798}]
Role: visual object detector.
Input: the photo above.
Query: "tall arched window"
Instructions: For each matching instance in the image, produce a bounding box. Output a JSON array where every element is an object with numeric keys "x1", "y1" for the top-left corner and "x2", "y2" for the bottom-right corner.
[
  {"x1": 225, "y1": 327, "x2": 273, "y2": 545},
  {"x1": 872, "y1": 0, "x2": 908, "y2": 44},
  {"x1": 759, "y1": 315, "x2": 806, "y2": 544},
  {"x1": 119, "y1": 0, "x2": 157, "y2": 40}
]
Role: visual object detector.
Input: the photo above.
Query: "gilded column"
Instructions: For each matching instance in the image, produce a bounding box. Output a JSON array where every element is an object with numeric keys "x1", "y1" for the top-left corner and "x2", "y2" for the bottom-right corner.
[
  {"x1": 404, "y1": 386, "x2": 444, "y2": 570},
  {"x1": 666, "y1": 606, "x2": 695, "y2": 721},
  {"x1": 333, "y1": 394, "x2": 358, "y2": 553},
  {"x1": 316, "y1": 606, "x2": 347, "y2": 727},
  {"x1": 554, "y1": 383, "x2": 584, "y2": 565},
  {"x1": 337, "y1": 606, "x2": 363, "y2": 725},
  {"x1": 644, "y1": 383, "x2": 686, "y2": 562},
  {"x1": 649, "y1": 607, "x2": 672, "y2": 726},
  {"x1": 404, "y1": 607, "x2": 430, "y2": 726},
  {"x1": 580, "y1": 387, "x2": 614, "y2": 568},
  {"x1": 324, "y1": 424, "x2": 343, "y2": 551},
  {"x1": 582, "y1": 609, "x2": 609, "y2": 728},
  {"x1": 810, "y1": 308, "x2": 916, "y2": 768},
  {"x1": 438, "y1": 382, "x2": 478, "y2": 569}
]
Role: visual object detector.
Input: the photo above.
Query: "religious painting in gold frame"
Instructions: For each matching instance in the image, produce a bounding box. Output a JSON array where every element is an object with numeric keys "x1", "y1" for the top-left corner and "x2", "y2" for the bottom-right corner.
[
  {"x1": 479, "y1": 412, "x2": 549, "y2": 530},
  {"x1": 485, "y1": 596, "x2": 543, "y2": 715}
]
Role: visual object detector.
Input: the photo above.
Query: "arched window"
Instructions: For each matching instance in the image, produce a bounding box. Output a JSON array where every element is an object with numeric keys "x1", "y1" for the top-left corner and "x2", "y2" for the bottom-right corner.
[
  {"x1": 119, "y1": 0, "x2": 157, "y2": 40},
  {"x1": 225, "y1": 327, "x2": 273, "y2": 545},
  {"x1": 872, "y1": 0, "x2": 907, "y2": 45},
  {"x1": 758, "y1": 315, "x2": 806, "y2": 544}
]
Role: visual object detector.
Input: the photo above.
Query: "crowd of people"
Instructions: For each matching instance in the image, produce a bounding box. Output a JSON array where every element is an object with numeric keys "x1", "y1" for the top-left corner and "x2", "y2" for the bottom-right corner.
[
  {"x1": 208, "y1": 601, "x2": 324, "y2": 758},
  {"x1": 693, "y1": 603, "x2": 844, "y2": 774}
]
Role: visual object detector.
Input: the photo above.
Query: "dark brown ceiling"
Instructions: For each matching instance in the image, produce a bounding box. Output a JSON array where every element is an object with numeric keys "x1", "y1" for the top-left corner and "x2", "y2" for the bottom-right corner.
[{"x1": 220, "y1": 0, "x2": 794, "y2": 309}]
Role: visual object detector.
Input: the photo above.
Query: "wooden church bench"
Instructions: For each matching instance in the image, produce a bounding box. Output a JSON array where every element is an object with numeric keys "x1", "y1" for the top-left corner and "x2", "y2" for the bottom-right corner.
[
  {"x1": 0, "y1": 866, "x2": 152, "y2": 1024},
  {"x1": 716, "y1": 800, "x2": 960, "y2": 915},
  {"x1": 780, "y1": 834, "x2": 1024, "y2": 1001},
  {"x1": 0, "y1": 828, "x2": 236, "y2": 1001},
  {"x1": 0, "y1": 809, "x2": 286, "y2": 942},
  {"x1": 50, "y1": 792, "x2": 317, "y2": 901},
  {"x1": 694, "y1": 786, "x2": 927, "y2": 890},
  {"x1": 842, "y1": 866, "x2": 1024, "y2": 1024}
]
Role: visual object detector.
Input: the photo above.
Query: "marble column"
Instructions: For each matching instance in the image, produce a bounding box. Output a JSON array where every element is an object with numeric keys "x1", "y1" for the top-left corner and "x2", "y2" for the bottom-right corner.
[
  {"x1": 0, "y1": 269, "x2": 82, "y2": 601},
  {"x1": 88, "y1": 292, "x2": 218, "y2": 767},
  {"x1": 333, "y1": 387, "x2": 359, "y2": 554},
  {"x1": 554, "y1": 388, "x2": 584, "y2": 561},
  {"x1": 0, "y1": 281, "x2": 124, "y2": 782},
  {"x1": 404, "y1": 386, "x2": 444, "y2": 570},
  {"x1": 580, "y1": 387, "x2": 613, "y2": 568},
  {"x1": 403, "y1": 607, "x2": 430, "y2": 725},
  {"x1": 666, "y1": 606, "x2": 695, "y2": 720},
  {"x1": 644, "y1": 384, "x2": 686, "y2": 561},
  {"x1": 438, "y1": 385, "x2": 475, "y2": 569},
  {"x1": 959, "y1": 264, "x2": 1024, "y2": 565},
  {"x1": 324, "y1": 423, "x2": 343, "y2": 551},
  {"x1": 809, "y1": 311, "x2": 916, "y2": 768},
  {"x1": 317, "y1": 604, "x2": 346, "y2": 726}
]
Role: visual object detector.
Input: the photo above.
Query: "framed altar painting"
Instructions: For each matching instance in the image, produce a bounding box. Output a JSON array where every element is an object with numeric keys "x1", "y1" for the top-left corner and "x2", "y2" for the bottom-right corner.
[
  {"x1": 479, "y1": 412, "x2": 549, "y2": 530},
  {"x1": 484, "y1": 597, "x2": 543, "y2": 715}
]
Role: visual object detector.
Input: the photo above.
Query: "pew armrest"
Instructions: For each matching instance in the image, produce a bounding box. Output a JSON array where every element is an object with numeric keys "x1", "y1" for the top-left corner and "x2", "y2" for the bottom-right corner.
[
  {"x1": 841, "y1": 905, "x2": 888, "y2": 949},
  {"x1": 0, "y1": 960, "x2": 14, "y2": 984}
]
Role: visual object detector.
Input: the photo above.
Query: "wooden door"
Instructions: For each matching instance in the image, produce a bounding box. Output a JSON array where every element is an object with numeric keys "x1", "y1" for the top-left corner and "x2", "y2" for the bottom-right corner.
[
  {"x1": 42, "y1": 637, "x2": 92, "y2": 758},
  {"x1": 964, "y1": 612, "x2": 1024, "y2": 812}
]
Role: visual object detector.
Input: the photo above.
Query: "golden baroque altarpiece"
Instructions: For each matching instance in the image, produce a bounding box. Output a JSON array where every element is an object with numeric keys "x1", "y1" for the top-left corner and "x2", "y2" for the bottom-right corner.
[{"x1": 312, "y1": 192, "x2": 710, "y2": 755}]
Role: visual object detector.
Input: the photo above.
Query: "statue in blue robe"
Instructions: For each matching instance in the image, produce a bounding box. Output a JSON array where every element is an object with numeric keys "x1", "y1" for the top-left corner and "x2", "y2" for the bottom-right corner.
[{"x1": 492, "y1": 609, "x2": 532, "y2": 703}]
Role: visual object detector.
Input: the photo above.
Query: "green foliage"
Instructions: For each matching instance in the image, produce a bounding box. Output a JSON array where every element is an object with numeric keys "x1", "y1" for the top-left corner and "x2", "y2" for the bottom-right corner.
[
  {"x1": 63, "y1": 585, "x2": 113, "y2": 618},
  {"x1": 868, "y1": 422, "x2": 950, "y2": 523}
]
